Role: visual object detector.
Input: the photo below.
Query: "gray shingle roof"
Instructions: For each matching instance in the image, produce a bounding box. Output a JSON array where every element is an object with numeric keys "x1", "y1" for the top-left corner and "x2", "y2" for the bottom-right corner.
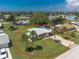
[{"x1": 0, "y1": 30, "x2": 10, "y2": 45}]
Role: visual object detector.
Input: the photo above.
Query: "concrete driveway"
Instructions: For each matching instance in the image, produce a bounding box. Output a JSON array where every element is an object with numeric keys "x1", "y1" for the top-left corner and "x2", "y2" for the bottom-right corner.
[
  {"x1": 5, "y1": 48, "x2": 12, "y2": 59},
  {"x1": 44, "y1": 35, "x2": 76, "y2": 48}
]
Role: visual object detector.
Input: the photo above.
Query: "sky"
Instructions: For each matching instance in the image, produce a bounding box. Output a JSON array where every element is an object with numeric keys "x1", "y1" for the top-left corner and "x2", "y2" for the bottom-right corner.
[{"x1": 0, "y1": 0, "x2": 79, "y2": 12}]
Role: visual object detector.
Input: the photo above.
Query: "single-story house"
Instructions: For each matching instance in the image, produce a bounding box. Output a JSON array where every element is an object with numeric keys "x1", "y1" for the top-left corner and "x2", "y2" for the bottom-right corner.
[
  {"x1": 4, "y1": 15, "x2": 10, "y2": 19},
  {"x1": 63, "y1": 24, "x2": 75, "y2": 30},
  {"x1": 55, "y1": 24, "x2": 75, "y2": 31},
  {"x1": 0, "y1": 22, "x2": 2, "y2": 28},
  {"x1": 66, "y1": 15, "x2": 78, "y2": 21},
  {"x1": 0, "y1": 19, "x2": 3, "y2": 22},
  {"x1": 16, "y1": 21, "x2": 29, "y2": 26},
  {"x1": 26, "y1": 27, "x2": 52, "y2": 39},
  {"x1": 0, "y1": 30, "x2": 10, "y2": 49},
  {"x1": 74, "y1": 22, "x2": 79, "y2": 26},
  {"x1": 48, "y1": 14, "x2": 66, "y2": 20},
  {"x1": 71, "y1": 22, "x2": 79, "y2": 31},
  {"x1": 48, "y1": 14, "x2": 56, "y2": 20},
  {"x1": 16, "y1": 16, "x2": 31, "y2": 21}
]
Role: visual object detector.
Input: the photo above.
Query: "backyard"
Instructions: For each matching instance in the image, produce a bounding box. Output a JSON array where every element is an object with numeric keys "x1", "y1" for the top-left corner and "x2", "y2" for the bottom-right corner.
[{"x1": 3, "y1": 23, "x2": 68, "y2": 59}]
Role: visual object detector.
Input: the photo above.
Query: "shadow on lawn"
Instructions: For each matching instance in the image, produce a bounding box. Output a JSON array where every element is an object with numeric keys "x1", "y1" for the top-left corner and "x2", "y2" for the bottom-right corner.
[
  {"x1": 9, "y1": 39, "x2": 13, "y2": 48},
  {"x1": 25, "y1": 45, "x2": 43, "y2": 52}
]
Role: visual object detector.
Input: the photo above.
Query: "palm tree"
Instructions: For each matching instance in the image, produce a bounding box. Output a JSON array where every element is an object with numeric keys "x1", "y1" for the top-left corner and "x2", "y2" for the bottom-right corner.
[
  {"x1": 22, "y1": 33, "x2": 29, "y2": 48},
  {"x1": 30, "y1": 13, "x2": 48, "y2": 25},
  {"x1": 52, "y1": 18, "x2": 57, "y2": 40},
  {"x1": 48, "y1": 15, "x2": 56, "y2": 40},
  {"x1": 8, "y1": 15, "x2": 16, "y2": 30},
  {"x1": 30, "y1": 31, "x2": 37, "y2": 41}
]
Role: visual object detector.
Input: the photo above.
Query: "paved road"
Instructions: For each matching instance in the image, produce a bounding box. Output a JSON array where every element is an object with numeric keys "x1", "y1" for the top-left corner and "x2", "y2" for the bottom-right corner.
[{"x1": 55, "y1": 45, "x2": 79, "y2": 59}]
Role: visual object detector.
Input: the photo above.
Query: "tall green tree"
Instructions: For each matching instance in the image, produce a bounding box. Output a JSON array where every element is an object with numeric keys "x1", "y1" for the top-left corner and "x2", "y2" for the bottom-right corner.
[
  {"x1": 30, "y1": 13, "x2": 48, "y2": 25},
  {"x1": 6, "y1": 14, "x2": 16, "y2": 22},
  {"x1": 22, "y1": 33, "x2": 29, "y2": 48},
  {"x1": 8, "y1": 14, "x2": 17, "y2": 30}
]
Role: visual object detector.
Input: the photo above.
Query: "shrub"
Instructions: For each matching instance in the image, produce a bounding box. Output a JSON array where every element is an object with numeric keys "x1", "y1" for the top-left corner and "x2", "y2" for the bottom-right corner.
[
  {"x1": 26, "y1": 47, "x2": 34, "y2": 52},
  {"x1": 54, "y1": 40, "x2": 61, "y2": 43},
  {"x1": 36, "y1": 45, "x2": 43, "y2": 51},
  {"x1": 71, "y1": 32, "x2": 76, "y2": 37}
]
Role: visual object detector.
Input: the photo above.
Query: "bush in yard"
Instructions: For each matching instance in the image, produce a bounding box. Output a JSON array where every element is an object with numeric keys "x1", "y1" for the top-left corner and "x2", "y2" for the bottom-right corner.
[
  {"x1": 64, "y1": 36, "x2": 71, "y2": 40},
  {"x1": 36, "y1": 45, "x2": 43, "y2": 51},
  {"x1": 26, "y1": 47, "x2": 34, "y2": 52},
  {"x1": 54, "y1": 40, "x2": 61, "y2": 43},
  {"x1": 71, "y1": 32, "x2": 76, "y2": 37}
]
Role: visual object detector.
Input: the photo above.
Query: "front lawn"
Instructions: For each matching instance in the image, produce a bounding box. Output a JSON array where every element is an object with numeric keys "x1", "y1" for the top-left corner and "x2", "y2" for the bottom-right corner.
[
  {"x1": 59, "y1": 31, "x2": 79, "y2": 44},
  {"x1": 3, "y1": 23, "x2": 68, "y2": 59}
]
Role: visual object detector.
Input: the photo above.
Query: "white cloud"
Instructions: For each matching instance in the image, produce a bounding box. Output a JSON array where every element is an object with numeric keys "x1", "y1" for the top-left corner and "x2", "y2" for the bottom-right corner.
[{"x1": 66, "y1": 0, "x2": 79, "y2": 8}]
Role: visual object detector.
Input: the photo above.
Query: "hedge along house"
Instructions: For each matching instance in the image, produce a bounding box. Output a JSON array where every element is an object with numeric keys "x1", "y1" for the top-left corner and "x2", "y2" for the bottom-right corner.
[
  {"x1": 0, "y1": 30, "x2": 10, "y2": 49},
  {"x1": 26, "y1": 27, "x2": 52, "y2": 40}
]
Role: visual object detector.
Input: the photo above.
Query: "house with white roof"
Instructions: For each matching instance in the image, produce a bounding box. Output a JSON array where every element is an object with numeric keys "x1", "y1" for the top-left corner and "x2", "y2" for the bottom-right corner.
[
  {"x1": 16, "y1": 16, "x2": 31, "y2": 21},
  {"x1": 0, "y1": 30, "x2": 10, "y2": 49},
  {"x1": 26, "y1": 27, "x2": 52, "y2": 39},
  {"x1": 4, "y1": 15, "x2": 10, "y2": 19},
  {"x1": 66, "y1": 15, "x2": 78, "y2": 21}
]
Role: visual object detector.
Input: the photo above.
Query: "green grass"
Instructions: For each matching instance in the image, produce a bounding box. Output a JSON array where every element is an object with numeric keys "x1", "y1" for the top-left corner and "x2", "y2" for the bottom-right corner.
[
  {"x1": 32, "y1": 39, "x2": 68, "y2": 58},
  {"x1": 58, "y1": 31, "x2": 79, "y2": 44},
  {"x1": 71, "y1": 32, "x2": 79, "y2": 44},
  {"x1": 3, "y1": 23, "x2": 68, "y2": 59}
]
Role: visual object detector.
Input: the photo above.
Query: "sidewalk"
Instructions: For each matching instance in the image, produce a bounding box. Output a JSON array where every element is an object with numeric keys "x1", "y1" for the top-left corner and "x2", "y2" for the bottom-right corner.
[{"x1": 5, "y1": 48, "x2": 13, "y2": 59}]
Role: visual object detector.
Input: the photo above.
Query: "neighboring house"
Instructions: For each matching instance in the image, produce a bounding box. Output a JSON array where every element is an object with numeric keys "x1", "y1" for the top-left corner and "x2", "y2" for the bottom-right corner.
[
  {"x1": 63, "y1": 24, "x2": 75, "y2": 30},
  {"x1": 48, "y1": 14, "x2": 66, "y2": 20},
  {"x1": 72, "y1": 22, "x2": 79, "y2": 31},
  {"x1": 16, "y1": 21, "x2": 29, "y2": 26},
  {"x1": 48, "y1": 14, "x2": 56, "y2": 20},
  {"x1": 55, "y1": 24, "x2": 75, "y2": 31},
  {"x1": 0, "y1": 19, "x2": 3, "y2": 22},
  {"x1": 71, "y1": 22, "x2": 79, "y2": 26},
  {"x1": 66, "y1": 15, "x2": 78, "y2": 21},
  {"x1": 0, "y1": 30, "x2": 10, "y2": 49},
  {"x1": 4, "y1": 15, "x2": 10, "y2": 19},
  {"x1": 60, "y1": 14, "x2": 66, "y2": 19},
  {"x1": 16, "y1": 16, "x2": 31, "y2": 21},
  {"x1": 0, "y1": 22, "x2": 2, "y2": 28},
  {"x1": 26, "y1": 27, "x2": 52, "y2": 39},
  {"x1": 74, "y1": 22, "x2": 79, "y2": 26}
]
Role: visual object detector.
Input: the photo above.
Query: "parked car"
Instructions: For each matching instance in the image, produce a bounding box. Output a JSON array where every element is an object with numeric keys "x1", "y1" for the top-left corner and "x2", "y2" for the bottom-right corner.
[{"x1": 0, "y1": 48, "x2": 8, "y2": 59}]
